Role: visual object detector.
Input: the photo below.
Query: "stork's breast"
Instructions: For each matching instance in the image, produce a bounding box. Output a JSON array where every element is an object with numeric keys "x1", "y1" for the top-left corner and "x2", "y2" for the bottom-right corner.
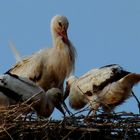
[
  {"x1": 68, "y1": 86, "x2": 88, "y2": 110},
  {"x1": 69, "y1": 95, "x2": 87, "y2": 110}
]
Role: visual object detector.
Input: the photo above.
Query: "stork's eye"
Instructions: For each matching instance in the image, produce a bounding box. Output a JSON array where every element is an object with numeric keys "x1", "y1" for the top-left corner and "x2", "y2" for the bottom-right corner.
[{"x1": 58, "y1": 22, "x2": 62, "y2": 27}]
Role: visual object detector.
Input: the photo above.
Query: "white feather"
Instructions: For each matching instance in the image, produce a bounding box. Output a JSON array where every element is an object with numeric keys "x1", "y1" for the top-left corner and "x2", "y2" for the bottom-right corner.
[{"x1": 9, "y1": 41, "x2": 22, "y2": 62}]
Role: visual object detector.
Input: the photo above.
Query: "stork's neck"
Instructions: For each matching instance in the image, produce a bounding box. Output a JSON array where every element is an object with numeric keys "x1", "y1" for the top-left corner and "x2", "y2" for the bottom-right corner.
[
  {"x1": 51, "y1": 30, "x2": 76, "y2": 76},
  {"x1": 52, "y1": 32, "x2": 69, "y2": 47}
]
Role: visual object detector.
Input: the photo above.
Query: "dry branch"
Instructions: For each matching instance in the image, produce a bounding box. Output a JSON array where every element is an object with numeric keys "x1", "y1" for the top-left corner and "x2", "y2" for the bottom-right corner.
[{"x1": 0, "y1": 101, "x2": 139, "y2": 140}]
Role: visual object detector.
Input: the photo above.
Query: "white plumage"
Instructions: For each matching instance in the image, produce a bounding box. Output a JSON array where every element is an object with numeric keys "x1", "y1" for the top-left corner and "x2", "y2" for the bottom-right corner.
[
  {"x1": 65, "y1": 64, "x2": 140, "y2": 114},
  {"x1": 6, "y1": 15, "x2": 76, "y2": 91},
  {"x1": 0, "y1": 74, "x2": 65, "y2": 117},
  {"x1": 9, "y1": 41, "x2": 22, "y2": 63}
]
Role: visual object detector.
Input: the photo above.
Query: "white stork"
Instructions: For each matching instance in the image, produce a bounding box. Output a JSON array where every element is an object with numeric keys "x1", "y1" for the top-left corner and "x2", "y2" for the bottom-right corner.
[
  {"x1": 64, "y1": 64, "x2": 140, "y2": 115},
  {"x1": 6, "y1": 15, "x2": 76, "y2": 91},
  {"x1": 0, "y1": 73, "x2": 67, "y2": 117}
]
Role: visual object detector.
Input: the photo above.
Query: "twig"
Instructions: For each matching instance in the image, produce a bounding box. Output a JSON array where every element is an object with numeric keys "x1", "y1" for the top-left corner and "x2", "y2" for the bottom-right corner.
[
  {"x1": 2, "y1": 126, "x2": 13, "y2": 140},
  {"x1": 61, "y1": 126, "x2": 79, "y2": 140}
]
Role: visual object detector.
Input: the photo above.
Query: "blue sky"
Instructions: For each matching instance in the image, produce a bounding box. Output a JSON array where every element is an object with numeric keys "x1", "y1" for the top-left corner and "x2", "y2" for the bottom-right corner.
[{"x1": 0, "y1": 0, "x2": 140, "y2": 118}]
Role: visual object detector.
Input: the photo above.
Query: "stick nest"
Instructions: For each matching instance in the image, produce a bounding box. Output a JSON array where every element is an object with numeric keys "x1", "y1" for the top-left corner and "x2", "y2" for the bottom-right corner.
[{"x1": 0, "y1": 101, "x2": 139, "y2": 140}]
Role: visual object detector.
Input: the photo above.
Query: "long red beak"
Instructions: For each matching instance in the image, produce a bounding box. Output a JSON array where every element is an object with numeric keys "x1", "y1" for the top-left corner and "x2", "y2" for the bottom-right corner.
[{"x1": 58, "y1": 29, "x2": 69, "y2": 45}]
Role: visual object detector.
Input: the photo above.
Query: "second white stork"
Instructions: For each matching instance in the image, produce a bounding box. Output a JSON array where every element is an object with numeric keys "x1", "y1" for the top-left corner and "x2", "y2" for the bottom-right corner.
[
  {"x1": 0, "y1": 74, "x2": 67, "y2": 117},
  {"x1": 5, "y1": 15, "x2": 76, "y2": 91},
  {"x1": 64, "y1": 64, "x2": 140, "y2": 115}
]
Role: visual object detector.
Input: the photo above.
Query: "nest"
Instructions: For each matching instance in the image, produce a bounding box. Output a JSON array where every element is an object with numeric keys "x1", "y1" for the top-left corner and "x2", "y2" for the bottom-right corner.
[{"x1": 0, "y1": 100, "x2": 140, "y2": 140}]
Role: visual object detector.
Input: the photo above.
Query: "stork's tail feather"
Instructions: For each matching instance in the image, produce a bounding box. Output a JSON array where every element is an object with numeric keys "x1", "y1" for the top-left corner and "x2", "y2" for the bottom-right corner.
[{"x1": 120, "y1": 73, "x2": 140, "y2": 87}]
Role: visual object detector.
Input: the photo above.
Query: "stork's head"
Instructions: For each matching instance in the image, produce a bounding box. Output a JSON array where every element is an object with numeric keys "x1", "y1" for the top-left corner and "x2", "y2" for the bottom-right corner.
[{"x1": 51, "y1": 15, "x2": 69, "y2": 45}]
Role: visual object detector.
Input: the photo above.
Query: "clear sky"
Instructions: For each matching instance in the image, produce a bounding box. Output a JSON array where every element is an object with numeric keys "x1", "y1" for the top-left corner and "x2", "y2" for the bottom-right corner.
[{"x1": 0, "y1": 0, "x2": 140, "y2": 118}]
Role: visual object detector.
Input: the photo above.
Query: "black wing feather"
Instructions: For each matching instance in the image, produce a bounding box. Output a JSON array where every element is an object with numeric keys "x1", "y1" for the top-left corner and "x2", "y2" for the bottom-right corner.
[{"x1": 93, "y1": 64, "x2": 130, "y2": 91}]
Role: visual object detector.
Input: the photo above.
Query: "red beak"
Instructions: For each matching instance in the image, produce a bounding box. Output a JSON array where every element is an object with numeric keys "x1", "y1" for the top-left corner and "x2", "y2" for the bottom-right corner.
[{"x1": 58, "y1": 29, "x2": 69, "y2": 46}]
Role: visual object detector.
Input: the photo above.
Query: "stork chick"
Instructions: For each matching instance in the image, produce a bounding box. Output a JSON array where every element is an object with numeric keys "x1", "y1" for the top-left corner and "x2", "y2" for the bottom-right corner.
[
  {"x1": 0, "y1": 74, "x2": 66, "y2": 117},
  {"x1": 37, "y1": 88, "x2": 66, "y2": 117},
  {"x1": 65, "y1": 64, "x2": 140, "y2": 115},
  {"x1": 6, "y1": 15, "x2": 76, "y2": 91}
]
